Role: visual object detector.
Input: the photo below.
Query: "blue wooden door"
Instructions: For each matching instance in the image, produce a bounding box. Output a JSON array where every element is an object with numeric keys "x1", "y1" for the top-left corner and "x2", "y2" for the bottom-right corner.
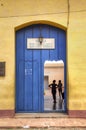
[{"x1": 16, "y1": 24, "x2": 66, "y2": 112}]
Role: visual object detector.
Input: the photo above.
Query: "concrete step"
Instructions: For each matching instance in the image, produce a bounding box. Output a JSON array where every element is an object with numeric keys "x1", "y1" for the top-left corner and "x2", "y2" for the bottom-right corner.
[{"x1": 15, "y1": 112, "x2": 68, "y2": 118}]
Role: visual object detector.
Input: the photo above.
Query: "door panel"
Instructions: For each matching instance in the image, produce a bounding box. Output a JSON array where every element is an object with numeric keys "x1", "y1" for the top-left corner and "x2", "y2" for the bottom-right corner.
[{"x1": 25, "y1": 61, "x2": 39, "y2": 112}]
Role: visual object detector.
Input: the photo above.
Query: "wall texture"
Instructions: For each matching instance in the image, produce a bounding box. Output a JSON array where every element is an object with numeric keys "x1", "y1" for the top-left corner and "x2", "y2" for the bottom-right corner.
[
  {"x1": 44, "y1": 63, "x2": 64, "y2": 86},
  {"x1": 0, "y1": 0, "x2": 86, "y2": 117}
]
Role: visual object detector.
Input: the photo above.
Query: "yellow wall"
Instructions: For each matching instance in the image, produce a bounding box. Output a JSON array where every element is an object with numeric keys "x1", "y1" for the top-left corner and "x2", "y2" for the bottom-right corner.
[
  {"x1": 67, "y1": 0, "x2": 86, "y2": 110},
  {"x1": 0, "y1": 0, "x2": 86, "y2": 111}
]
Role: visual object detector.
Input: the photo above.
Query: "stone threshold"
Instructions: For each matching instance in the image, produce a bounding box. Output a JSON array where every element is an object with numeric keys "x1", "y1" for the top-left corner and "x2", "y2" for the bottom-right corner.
[{"x1": 15, "y1": 112, "x2": 68, "y2": 118}]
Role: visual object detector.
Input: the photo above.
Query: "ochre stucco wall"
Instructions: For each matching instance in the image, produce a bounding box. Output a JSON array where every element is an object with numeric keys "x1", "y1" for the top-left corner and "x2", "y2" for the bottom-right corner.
[
  {"x1": 0, "y1": 0, "x2": 86, "y2": 115},
  {"x1": 68, "y1": 0, "x2": 86, "y2": 110}
]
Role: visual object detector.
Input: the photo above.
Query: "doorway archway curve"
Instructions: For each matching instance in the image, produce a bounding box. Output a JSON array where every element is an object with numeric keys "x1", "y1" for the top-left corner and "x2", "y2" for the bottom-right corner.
[{"x1": 15, "y1": 20, "x2": 67, "y2": 31}]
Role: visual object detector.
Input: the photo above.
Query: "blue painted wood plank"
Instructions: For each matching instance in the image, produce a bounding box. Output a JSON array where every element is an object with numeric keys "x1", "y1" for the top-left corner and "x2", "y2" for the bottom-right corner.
[
  {"x1": 49, "y1": 26, "x2": 59, "y2": 61},
  {"x1": 25, "y1": 61, "x2": 33, "y2": 111},
  {"x1": 16, "y1": 30, "x2": 25, "y2": 112},
  {"x1": 58, "y1": 30, "x2": 66, "y2": 61},
  {"x1": 41, "y1": 24, "x2": 50, "y2": 62},
  {"x1": 24, "y1": 26, "x2": 33, "y2": 111},
  {"x1": 25, "y1": 26, "x2": 33, "y2": 60},
  {"x1": 33, "y1": 61, "x2": 39, "y2": 111},
  {"x1": 32, "y1": 25, "x2": 41, "y2": 112}
]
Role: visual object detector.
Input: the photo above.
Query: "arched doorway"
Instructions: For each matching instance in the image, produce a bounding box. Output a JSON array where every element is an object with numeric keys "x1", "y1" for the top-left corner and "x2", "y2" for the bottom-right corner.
[{"x1": 15, "y1": 24, "x2": 66, "y2": 113}]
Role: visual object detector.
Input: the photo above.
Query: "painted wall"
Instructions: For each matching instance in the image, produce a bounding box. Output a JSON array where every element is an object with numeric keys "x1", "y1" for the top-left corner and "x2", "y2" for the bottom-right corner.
[
  {"x1": 44, "y1": 63, "x2": 64, "y2": 87},
  {"x1": 68, "y1": 0, "x2": 86, "y2": 111},
  {"x1": 0, "y1": 0, "x2": 86, "y2": 116}
]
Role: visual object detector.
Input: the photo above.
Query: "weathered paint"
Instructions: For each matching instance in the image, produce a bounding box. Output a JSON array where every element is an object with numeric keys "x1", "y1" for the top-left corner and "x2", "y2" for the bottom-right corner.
[{"x1": 16, "y1": 24, "x2": 66, "y2": 112}]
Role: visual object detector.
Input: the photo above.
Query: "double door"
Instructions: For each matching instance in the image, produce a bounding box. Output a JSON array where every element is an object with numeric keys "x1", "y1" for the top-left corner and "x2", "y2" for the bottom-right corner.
[{"x1": 16, "y1": 24, "x2": 66, "y2": 112}]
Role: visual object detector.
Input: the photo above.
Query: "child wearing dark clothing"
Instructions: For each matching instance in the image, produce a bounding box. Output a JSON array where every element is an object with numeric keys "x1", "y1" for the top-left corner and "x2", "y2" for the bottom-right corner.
[
  {"x1": 57, "y1": 80, "x2": 63, "y2": 98},
  {"x1": 48, "y1": 80, "x2": 58, "y2": 103}
]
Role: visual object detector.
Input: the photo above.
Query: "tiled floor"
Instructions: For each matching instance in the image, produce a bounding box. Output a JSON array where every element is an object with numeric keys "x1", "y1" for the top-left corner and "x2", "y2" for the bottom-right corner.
[{"x1": 44, "y1": 89, "x2": 64, "y2": 111}]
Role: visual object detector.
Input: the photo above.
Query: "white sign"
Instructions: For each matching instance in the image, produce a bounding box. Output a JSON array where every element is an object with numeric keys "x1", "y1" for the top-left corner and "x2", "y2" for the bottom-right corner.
[{"x1": 27, "y1": 38, "x2": 55, "y2": 49}]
